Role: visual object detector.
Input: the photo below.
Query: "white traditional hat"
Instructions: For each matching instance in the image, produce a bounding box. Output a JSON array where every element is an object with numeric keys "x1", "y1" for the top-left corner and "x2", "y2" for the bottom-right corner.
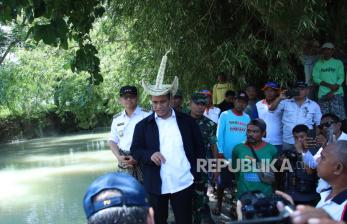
[{"x1": 142, "y1": 50, "x2": 179, "y2": 96}]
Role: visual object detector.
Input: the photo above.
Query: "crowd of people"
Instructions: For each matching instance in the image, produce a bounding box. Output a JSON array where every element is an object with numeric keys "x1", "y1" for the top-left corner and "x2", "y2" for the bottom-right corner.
[{"x1": 82, "y1": 43, "x2": 347, "y2": 224}]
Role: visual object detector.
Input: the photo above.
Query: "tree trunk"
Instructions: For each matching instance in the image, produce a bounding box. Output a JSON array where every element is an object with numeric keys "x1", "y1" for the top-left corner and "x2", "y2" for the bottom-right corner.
[{"x1": 0, "y1": 41, "x2": 15, "y2": 65}]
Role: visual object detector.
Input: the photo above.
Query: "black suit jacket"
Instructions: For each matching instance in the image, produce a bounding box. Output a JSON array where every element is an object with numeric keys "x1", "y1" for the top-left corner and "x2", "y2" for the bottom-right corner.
[{"x1": 130, "y1": 110, "x2": 204, "y2": 195}]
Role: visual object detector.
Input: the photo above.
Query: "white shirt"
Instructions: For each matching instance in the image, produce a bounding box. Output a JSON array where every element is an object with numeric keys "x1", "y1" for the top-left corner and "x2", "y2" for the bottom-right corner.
[
  {"x1": 109, "y1": 106, "x2": 151, "y2": 152},
  {"x1": 155, "y1": 109, "x2": 194, "y2": 194},
  {"x1": 277, "y1": 98, "x2": 322, "y2": 144},
  {"x1": 256, "y1": 100, "x2": 283, "y2": 145},
  {"x1": 204, "y1": 107, "x2": 221, "y2": 123},
  {"x1": 302, "y1": 132, "x2": 347, "y2": 193},
  {"x1": 316, "y1": 188, "x2": 347, "y2": 222}
]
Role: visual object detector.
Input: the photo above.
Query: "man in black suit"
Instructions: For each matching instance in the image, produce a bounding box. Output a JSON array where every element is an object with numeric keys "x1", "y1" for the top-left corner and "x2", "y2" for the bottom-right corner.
[{"x1": 131, "y1": 51, "x2": 204, "y2": 224}]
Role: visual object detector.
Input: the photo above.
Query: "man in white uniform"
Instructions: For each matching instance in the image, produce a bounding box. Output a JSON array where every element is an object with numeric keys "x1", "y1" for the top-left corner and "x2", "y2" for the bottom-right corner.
[{"x1": 109, "y1": 85, "x2": 150, "y2": 180}]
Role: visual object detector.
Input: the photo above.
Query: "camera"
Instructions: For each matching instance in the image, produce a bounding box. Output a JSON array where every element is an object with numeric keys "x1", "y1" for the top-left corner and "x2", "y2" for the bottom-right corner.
[{"x1": 239, "y1": 191, "x2": 292, "y2": 220}]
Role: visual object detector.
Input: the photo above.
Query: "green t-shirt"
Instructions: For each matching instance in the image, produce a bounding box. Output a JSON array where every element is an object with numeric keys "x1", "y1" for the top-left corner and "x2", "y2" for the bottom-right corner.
[
  {"x1": 232, "y1": 142, "x2": 278, "y2": 199},
  {"x1": 312, "y1": 58, "x2": 344, "y2": 99}
]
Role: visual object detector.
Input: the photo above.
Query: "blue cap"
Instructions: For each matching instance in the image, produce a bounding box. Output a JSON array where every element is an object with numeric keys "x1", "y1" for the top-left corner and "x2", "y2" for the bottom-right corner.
[
  {"x1": 199, "y1": 89, "x2": 212, "y2": 96},
  {"x1": 83, "y1": 173, "x2": 149, "y2": 219},
  {"x1": 262, "y1": 82, "x2": 280, "y2": 90}
]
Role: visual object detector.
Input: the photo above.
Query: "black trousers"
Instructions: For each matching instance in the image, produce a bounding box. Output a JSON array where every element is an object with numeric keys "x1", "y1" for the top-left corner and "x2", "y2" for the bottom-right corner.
[{"x1": 149, "y1": 185, "x2": 193, "y2": 224}]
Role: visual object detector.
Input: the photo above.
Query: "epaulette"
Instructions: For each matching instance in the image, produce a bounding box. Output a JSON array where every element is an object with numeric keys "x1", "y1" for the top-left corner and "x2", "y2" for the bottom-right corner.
[
  {"x1": 113, "y1": 112, "x2": 123, "y2": 118},
  {"x1": 141, "y1": 108, "x2": 150, "y2": 113}
]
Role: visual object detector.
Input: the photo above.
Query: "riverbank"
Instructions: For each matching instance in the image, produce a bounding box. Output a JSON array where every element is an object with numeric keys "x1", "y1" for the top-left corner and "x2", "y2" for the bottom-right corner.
[{"x1": 0, "y1": 111, "x2": 112, "y2": 144}]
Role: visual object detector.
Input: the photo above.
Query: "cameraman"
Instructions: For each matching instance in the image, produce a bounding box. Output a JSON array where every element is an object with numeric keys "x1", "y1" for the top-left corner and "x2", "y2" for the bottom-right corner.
[
  {"x1": 269, "y1": 81, "x2": 322, "y2": 151},
  {"x1": 276, "y1": 124, "x2": 319, "y2": 206}
]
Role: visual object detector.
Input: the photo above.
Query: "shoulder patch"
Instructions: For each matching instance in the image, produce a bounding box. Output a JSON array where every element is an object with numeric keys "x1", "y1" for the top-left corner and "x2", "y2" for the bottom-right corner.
[{"x1": 141, "y1": 108, "x2": 150, "y2": 113}]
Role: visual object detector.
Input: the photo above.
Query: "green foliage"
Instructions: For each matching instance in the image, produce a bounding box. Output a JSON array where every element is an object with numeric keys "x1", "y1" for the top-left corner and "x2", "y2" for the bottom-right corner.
[
  {"x1": 0, "y1": 0, "x2": 106, "y2": 83},
  {"x1": 1, "y1": 0, "x2": 347, "y2": 133},
  {"x1": 105, "y1": 0, "x2": 342, "y2": 91}
]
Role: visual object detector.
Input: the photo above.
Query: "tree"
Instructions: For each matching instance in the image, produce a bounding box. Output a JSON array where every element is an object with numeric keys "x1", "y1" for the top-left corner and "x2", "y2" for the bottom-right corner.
[
  {"x1": 0, "y1": 0, "x2": 106, "y2": 84},
  {"x1": 105, "y1": 0, "x2": 346, "y2": 91}
]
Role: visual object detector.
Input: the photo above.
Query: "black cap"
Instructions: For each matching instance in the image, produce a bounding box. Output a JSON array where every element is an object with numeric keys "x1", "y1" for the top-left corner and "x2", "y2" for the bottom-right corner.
[
  {"x1": 235, "y1": 91, "x2": 249, "y2": 102},
  {"x1": 191, "y1": 92, "x2": 208, "y2": 105},
  {"x1": 293, "y1": 81, "x2": 308, "y2": 89},
  {"x1": 119, "y1": 85, "x2": 137, "y2": 96}
]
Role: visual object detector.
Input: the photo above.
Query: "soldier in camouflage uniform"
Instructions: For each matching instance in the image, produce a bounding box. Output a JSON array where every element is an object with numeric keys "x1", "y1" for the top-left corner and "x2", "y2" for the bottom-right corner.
[{"x1": 189, "y1": 92, "x2": 218, "y2": 224}]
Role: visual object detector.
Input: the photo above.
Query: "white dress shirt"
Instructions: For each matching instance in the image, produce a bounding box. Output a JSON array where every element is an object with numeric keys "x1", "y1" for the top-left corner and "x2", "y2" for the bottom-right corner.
[
  {"x1": 155, "y1": 109, "x2": 194, "y2": 194},
  {"x1": 276, "y1": 98, "x2": 322, "y2": 144},
  {"x1": 109, "y1": 106, "x2": 151, "y2": 152},
  {"x1": 302, "y1": 132, "x2": 347, "y2": 193},
  {"x1": 256, "y1": 100, "x2": 283, "y2": 145}
]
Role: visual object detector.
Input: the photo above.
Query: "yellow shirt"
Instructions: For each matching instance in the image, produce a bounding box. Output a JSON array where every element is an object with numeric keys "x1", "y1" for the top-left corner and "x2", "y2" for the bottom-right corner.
[{"x1": 212, "y1": 83, "x2": 233, "y2": 105}]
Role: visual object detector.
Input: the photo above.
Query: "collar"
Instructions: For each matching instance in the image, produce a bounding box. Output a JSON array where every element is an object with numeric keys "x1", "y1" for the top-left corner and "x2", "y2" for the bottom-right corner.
[
  {"x1": 332, "y1": 188, "x2": 347, "y2": 205},
  {"x1": 261, "y1": 99, "x2": 270, "y2": 106},
  {"x1": 122, "y1": 106, "x2": 141, "y2": 117},
  {"x1": 232, "y1": 109, "x2": 243, "y2": 116},
  {"x1": 154, "y1": 108, "x2": 176, "y2": 120},
  {"x1": 289, "y1": 98, "x2": 310, "y2": 104},
  {"x1": 246, "y1": 141, "x2": 267, "y2": 150},
  {"x1": 337, "y1": 132, "x2": 347, "y2": 141}
]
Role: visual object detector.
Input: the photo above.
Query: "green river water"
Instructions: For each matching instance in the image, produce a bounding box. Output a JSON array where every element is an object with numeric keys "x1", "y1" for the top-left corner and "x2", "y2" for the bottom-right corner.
[{"x1": 0, "y1": 132, "x2": 115, "y2": 224}]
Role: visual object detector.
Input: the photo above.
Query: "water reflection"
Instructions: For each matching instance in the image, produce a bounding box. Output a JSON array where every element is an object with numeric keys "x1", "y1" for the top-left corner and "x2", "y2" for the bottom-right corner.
[{"x1": 0, "y1": 132, "x2": 116, "y2": 224}]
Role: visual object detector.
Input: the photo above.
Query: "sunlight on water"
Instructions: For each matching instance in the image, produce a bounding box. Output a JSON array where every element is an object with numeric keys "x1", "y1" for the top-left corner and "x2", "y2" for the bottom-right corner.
[{"x1": 0, "y1": 132, "x2": 117, "y2": 224}]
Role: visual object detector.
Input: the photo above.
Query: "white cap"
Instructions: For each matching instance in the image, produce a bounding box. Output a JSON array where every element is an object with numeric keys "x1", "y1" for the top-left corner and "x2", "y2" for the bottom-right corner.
[{"x1": 321, "y1": 42, "x2": 334, "y2": 49}]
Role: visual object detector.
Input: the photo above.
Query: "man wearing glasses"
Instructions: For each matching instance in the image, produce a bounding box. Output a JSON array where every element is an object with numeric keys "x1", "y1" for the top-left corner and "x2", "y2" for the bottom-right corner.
[
  {"x1": 108, "y1": 85, "x2": 151, "y2": 181},
  {"x1": 301, "y1": 113, "x2": 347, "y2": 193}
]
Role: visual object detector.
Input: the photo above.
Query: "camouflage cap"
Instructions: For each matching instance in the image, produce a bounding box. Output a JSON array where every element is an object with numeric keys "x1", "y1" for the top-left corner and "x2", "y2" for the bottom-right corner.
[{"x1": 191, "y1": 92, "x2": 208, "y2": 105}]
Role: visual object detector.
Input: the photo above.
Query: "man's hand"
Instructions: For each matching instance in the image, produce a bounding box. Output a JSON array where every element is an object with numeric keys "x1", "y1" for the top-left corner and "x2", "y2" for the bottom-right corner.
[
  {"x1": 330, "y1": 84, "x2": 340, "y2": 92},
  {"x1": 123, "y1": 155, "x2": 137, "y2": 166},
  {"x1": 116, "y1": 155, "x2": 127, "y2": 165},
  {"x1": 291, "y1": 205, "x2": 331, "y2": 224},
  {"x1": 151, "y1": 152, "x2": 166, "y2": 166},
  {"x1": 306, "y1": 137, "x2": 317, "y2": 150},
  {"x1": 295, "y1": 141, "x2": 305, "y2": 153},
  {"x1": 275, "y1": 190, "x2": 295, "y2": 205},
  {"x1": 323, "y1": 92, "x2": 335, "y2": 100},
  {"x1": 316, "y1": 134, "x2": 327, "y2": 148}
]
